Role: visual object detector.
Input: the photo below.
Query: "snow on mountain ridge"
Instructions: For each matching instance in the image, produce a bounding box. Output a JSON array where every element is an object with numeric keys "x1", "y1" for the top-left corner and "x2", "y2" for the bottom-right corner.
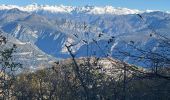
[
  {"x1": 0, "y1": 4, "x2": 142, "y2": 15},
  {"x1": 0, "y1": 5, "x2": 169, "y2": 68}
]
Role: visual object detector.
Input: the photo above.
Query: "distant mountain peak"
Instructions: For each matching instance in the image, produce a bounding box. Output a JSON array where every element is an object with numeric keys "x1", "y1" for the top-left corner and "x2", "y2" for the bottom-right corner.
[{"x1": 0, "y1": 4, "x2": 143, "y2": 15}]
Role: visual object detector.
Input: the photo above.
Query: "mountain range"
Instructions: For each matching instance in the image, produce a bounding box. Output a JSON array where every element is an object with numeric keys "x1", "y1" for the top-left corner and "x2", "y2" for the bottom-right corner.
[{"x1": 0, "y1": 4, "x2": 170, "y2": 70}]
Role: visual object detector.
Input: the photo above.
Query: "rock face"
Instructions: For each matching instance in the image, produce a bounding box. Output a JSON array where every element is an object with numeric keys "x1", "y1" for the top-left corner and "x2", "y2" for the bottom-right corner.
[{"x1": 0, "y1": 4, "x2": 170, "y2": 69}]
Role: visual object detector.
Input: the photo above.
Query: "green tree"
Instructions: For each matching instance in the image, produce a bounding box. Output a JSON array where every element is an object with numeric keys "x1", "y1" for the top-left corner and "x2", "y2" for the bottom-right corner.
[{"x1": 0, "y1": 34, "x2": 22, "y2": 99}]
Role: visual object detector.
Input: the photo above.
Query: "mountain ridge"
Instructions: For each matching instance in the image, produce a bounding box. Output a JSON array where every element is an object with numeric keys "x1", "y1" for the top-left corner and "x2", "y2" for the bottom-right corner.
[
  {"x1": 0, "y1": 6, "x2": 169, "y2": 69},
  {"x1": 0, "y1": 4, "x2": 164, "y2": 15}
]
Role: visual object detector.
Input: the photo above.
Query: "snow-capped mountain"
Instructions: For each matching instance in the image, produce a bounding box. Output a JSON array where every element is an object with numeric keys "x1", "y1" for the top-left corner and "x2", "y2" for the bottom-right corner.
[
  {"x1": 0, "y1": 4, "x2": 169, "y2": 69},
  {"x1": 0, "y1": 4, "x2": 142, "y2": 15}
]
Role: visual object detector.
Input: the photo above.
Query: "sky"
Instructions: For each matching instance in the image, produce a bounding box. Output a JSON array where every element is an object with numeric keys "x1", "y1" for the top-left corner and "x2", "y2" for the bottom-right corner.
[{"x1": 0, "y1": 0, "x2": 169, "y2": 11}]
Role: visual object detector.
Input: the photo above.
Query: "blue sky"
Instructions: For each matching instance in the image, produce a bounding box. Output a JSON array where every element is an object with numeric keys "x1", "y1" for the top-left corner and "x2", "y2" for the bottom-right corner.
[{"x1": 0, "y1": 0, "x2": 169, "y2": 11}]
